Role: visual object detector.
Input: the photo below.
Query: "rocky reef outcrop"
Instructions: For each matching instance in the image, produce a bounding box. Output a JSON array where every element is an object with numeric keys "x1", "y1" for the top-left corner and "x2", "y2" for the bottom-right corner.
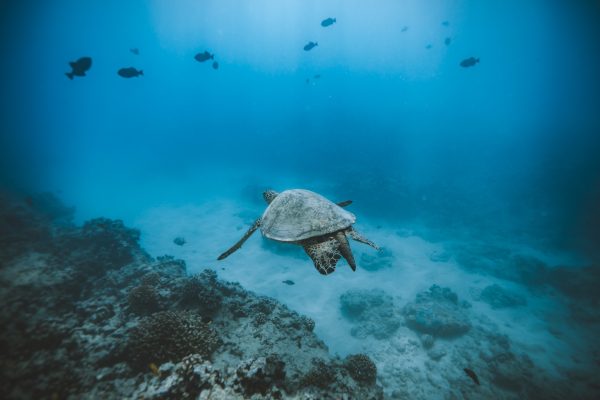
[
  {"x1": 403, "y1": 285, "x2": 471, "y2": 337},
  {"x1": 339, "y1": 288, "x2": 401, "y2": 339},
  {"x1": 0, "y1": 192, "x2": 383, "y2": 399}
]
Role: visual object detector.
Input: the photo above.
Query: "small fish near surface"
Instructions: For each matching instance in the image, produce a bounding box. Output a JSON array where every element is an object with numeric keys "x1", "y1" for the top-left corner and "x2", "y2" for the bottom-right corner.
[
  {"x1": 463, "y1": 368, "x2": 480, "y2": 385},
  {"x1": 118, "y1": 67, "x2": 143, "y2": 78},
  {"x1": 130, "y1": 48, "x2": 139, "y2": 55},
  {"x1": 460, "y1": 57, "x2": 480, "y2": 68},
  {"x1": 444, "y1": 37, "x2": 452, "y2": 46},
  {"x1": 282, "y1": 280, "x2": 295, "y2": 285},
  {"x1": 65, "y1": 56, "x2": 92, "y2": 80},
  {"x1": 212, "y1": 61, "x2": 219, "y2": 70},
  {"x1": 321, "y1": 17, "x2": 336, "y2": 27},
  {"x1": 304, "y1": 41, "x2": 318, "y2": 51},
  {"x1": 442, "y1": 20, "x2": 450, "y2": 27},
  {"x1": 401, "y1": 26, "x2": 409, "y2": 32},
  {"x1": 194, "y1": 51, "x2": 214, "y2": 62}
]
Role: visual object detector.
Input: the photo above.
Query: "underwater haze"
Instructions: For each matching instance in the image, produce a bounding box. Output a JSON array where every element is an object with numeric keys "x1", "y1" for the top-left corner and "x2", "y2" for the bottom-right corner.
[{"x1": 2, "y1": 0, "x2": 600, "y2": 398}]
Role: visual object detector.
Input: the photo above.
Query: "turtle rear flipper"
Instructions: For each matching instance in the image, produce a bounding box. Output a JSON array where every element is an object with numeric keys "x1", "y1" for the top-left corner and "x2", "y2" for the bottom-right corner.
[
  {"x1": 218, "y1": 218, "x2": 261, "y2": 260},
  {"x1": 348, "y1": 228, "x2": 379, "y2": 250},
  {"x1": 303, "y1": 238, "x2": 342, "y2": 275}
]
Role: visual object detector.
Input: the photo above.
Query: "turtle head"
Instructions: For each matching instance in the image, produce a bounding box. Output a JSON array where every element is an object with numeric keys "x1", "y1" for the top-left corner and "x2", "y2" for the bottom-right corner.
[{"x1": 263, "y1": 190, "x2": 279, "y2": 204}]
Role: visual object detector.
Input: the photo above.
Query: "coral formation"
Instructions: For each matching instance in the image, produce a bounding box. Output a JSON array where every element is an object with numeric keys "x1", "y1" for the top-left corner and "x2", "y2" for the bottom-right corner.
[
  {"x1": 301, "y1": 358, "x2": 336, "y2": 389},
  {"x1": 128, "y1": 284, "x2": 161, "y2": 315},
  {"x1": 403, "y1": 285, "x2": 471, "y2": 337},
  {"x1": 477, "y1": 283, "x2": 527, "y2": 309},
  {"x1": 345, "y1": 354, "x2": 377, "y2": 385},
  {"x1": 128, "y1": 310, "x2": 220, "y2": 368},
  {"x1": 0, "y1": 192, "x2": 384, "y2": 399},
  {"x1": 340, "y1": 288, "x2": 401, "y2": 339}
]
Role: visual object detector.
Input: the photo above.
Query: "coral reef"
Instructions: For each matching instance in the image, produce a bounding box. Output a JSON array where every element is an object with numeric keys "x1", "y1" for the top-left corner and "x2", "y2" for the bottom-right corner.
[
  {"x1": 344, "y1": 354, "x2": 377, "y2": 385},
  {"x1": 475, "y1": 283, "x2": 527, "y2": 309},
  {"x1": 128, "y1": 310, "x2": 221, "y2": 368},
  {"x1": 339, "y1": 288, "x2": 401, "y2": 339},
  {"x1": 128, "y1": 284, "x2": 161, "y2": 314},
  {"x1": 403, "y1": 285, "x2": 471, "y2": 337},
  {"x1": 0, "y1": 192, "x2": 383, "y2": 399}
]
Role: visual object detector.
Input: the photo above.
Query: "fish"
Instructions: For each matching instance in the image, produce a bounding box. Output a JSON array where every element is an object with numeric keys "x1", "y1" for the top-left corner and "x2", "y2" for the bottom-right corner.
[
  {"x1": 194, "y1": 51, "x2": 214, "y2": 62},
  {"x1": 212, "y1": 61, "x2": 219, "y2": 70},
  {"x1": 442, "y1": 20, "x2": 450, "y2": 27},
  {"x1": 303, "y1": 41, "x2": 318, "y2": 51},
  {"x1": 444, "y1": 37, "x2": 451, "y2": 46},
  {"x1": 130, "y1": 48, "x2": 139, "y2": 55},
  {"x1": 65, "y1": 56, "x2": 92, "y2": 80},
  {"x1": 313, "y1": 74, "x2": 321, "y2": 79},
  {"x1": 282, "y1": 280, "x2": 295, "y2": 285},
  {"x1": 149, "y1": 363, "x2": 161, "y2": 377},
  {"x1": 463, "y1": 368, "x2": 480, "y2": 385},
  {"x1": 118, "y1": 67, "x2": 143, "y2": 78},
  {"x1": 401, "y1": 26, "x2": 409, "y2": 33},
  {"x1": 460, "y1": 57, "x2": 480, "y2": 68},
  {"x1": 425, "y1": 44, "x2": 433, "y2": 49},
  {"x1": 321, "y1": 17, "x2": 336, "y2": 27}
]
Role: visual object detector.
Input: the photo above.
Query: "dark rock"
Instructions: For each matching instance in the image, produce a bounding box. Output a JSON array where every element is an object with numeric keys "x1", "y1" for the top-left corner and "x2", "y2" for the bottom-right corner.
[
  {"x1": 179, "y1": 271, "x2": 223, "y2": 317},
  {"x1": 488, "y1": 352, "x2": 534, "y2": 391},
  {"x1": 128, "y1": 284, "x2": 161, "y2": 315},
  {"x1": 301, "y1": 358, "x2": 336, "y2": 389},
  {"x1": 344, "y1": 354, "x2": 377, "y2": 385},
  {"x1": 236, "y1": 355, "x2": 286, "y2": 396},
  {"x1": 403, "y1": 285, "x2": 471, "y2": 337},
  {"x1": 478, "y1": 284, "x2": 527, "y2": 309},
  {"x1": 340, "y1": 288, "x2": 401, "y2": 339},
  {"x1": 128, "y1": 310, "x2": 221, "y2": 369}
]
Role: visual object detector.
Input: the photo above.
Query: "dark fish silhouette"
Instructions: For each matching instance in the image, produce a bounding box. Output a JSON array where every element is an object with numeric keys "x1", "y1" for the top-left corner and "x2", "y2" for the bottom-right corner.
[
  {"x1": 118, "y1": 67, "x2": 143, "y2": 78},
  {"x1": 321, "y1": 17, "x2": 336, "y2": 27},
  {"x1": 282, "y1": 280, "x2": 295, "y2": 285},
  {"x1": 304, "y1": 41, "x2": 318, "y2": 51},
  {"x1": 425, "y1": 44, "x2": 433, "y2": 49},
  {"x1": 313, "y1": 74, "x2": 321, "y2": 79},
  {"x1": 194, "y1": 51, "x2": 214, "y2": 62},
  {"x1": 65, "y1": 56, "x2": 92, "y2": 80},
  {"x1": 442, "y1": 21, "x2": 450, "y2": 27},
  {"x1": 460, "y1": 57, "x2": 480, "y2": 68},
  {"x1": 463, "y1": 368, "x2": 480, "y2": 385},
  {"x1": 212, "y1": 61, "x2": 219, "y2": 70},
  {"x1": 445, "y1": 37, "x2": 451, "y2": 46},
  {"x1": 130, "y1": 48, "x2": 139, "y2": 55},
  {"x1": 401, "y1": 26, "x2": 409, "y2": 32}
]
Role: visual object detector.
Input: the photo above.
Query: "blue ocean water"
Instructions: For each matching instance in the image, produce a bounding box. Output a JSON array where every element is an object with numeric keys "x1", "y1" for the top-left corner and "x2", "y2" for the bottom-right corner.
[{"x1": 2, "y1": 0, "x2": 600, "y2": 398}]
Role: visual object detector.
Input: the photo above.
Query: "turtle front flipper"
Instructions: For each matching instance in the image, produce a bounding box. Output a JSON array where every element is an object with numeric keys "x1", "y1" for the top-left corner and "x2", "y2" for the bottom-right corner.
[
  {"x1": 335, "y1": 231, "x2": 356, "y2": 271},
  {"x1": 336, "y1": 200, "x2": 352, "y2": 207},
  {"x1": 302, "y1": 238, "x2": 342, "y2": 275},
  {"x1": 348, "y1": 228, "x2": 380, "y2": 250},
  {"x1": 217, "y1": 219, "x2": 261, "y2": 260}
]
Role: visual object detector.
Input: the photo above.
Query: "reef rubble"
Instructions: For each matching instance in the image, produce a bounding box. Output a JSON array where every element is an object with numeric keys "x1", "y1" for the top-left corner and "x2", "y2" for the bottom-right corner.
[{"x1": 0, "y1": 192, "x2": 382, "y2": 399}]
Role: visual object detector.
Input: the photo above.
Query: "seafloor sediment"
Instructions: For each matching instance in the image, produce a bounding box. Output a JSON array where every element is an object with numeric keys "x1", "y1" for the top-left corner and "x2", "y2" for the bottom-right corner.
[{"x1": 0, "y1": 192, "x2": 383, "y2": 399}]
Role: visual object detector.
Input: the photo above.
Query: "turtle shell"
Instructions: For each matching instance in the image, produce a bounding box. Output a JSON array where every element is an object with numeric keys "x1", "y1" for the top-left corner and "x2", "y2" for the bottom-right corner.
[{"x1": 260, "y1": 189, "x2": 356, "y2": 242}]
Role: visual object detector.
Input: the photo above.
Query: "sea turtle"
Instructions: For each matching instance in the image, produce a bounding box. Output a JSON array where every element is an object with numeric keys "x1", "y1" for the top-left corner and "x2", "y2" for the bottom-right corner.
[{"x1": 217, "y1": 189, "x2": 379, "y2": 275}]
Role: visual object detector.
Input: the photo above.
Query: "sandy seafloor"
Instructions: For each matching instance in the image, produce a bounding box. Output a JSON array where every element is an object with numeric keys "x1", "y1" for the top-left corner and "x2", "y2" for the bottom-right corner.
[{"x1": 60, "y1": 169, "x2": 599, "y2": 398}]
